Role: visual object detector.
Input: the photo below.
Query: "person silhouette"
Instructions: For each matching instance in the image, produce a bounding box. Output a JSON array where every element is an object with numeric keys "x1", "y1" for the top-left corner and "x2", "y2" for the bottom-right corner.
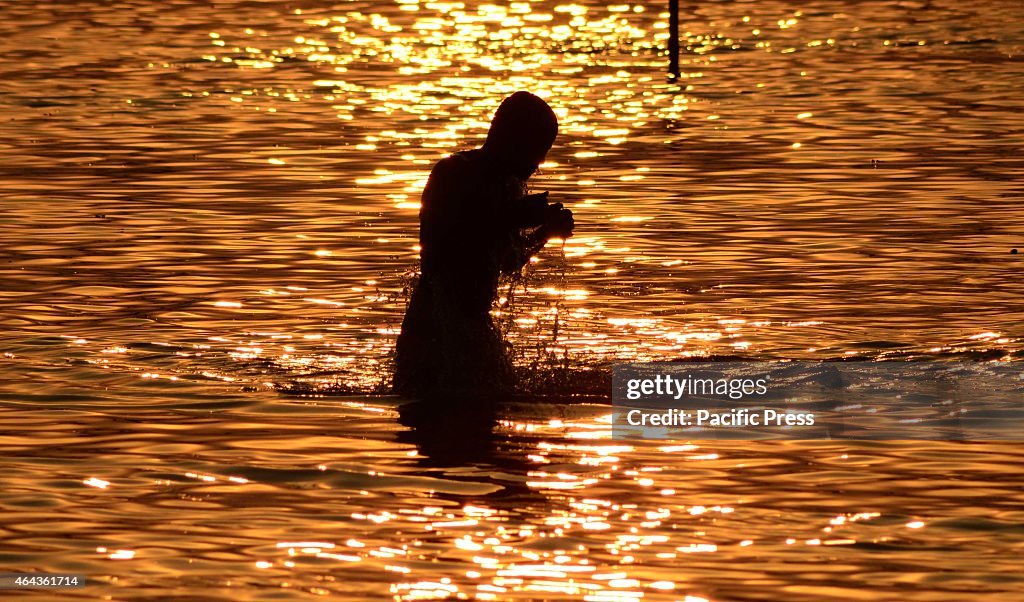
[{"x1": 393, "y1": 91, "x2": 574, "y2": 399}]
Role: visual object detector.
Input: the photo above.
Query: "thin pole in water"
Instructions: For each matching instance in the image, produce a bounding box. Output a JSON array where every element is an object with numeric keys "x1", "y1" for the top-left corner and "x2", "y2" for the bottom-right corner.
[{"x1": 668, "y1": 0, "x2": 680, "y2": 78}]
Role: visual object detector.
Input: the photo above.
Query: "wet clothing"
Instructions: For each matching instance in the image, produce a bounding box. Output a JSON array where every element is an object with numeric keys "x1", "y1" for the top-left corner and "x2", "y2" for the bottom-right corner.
[{"x1": 393, "y1": 149, "x2": 547, "y2": 398}]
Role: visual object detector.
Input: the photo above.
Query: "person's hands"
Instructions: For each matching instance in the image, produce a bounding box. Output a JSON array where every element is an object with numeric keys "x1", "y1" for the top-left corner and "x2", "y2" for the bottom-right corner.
[{"x1": 543, "y1": 202, "x2": 574, "y2": 239}]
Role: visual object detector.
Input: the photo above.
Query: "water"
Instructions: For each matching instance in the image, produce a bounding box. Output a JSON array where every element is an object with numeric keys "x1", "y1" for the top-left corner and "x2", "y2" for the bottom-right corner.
[{"x1": 1, "y1": 0, "x2": 1022, "y2": 599}]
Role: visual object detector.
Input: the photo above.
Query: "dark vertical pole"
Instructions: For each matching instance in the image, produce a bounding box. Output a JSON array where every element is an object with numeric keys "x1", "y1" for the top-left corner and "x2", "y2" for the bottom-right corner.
[{"x1": 668, "y1": 0, "x2": 680, "y2": 78}]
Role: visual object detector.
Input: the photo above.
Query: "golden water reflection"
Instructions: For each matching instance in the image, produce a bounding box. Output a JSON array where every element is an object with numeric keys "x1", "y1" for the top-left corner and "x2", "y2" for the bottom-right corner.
[
  {"x1": 3, "y1": 394, "x2": 1019, "y2": 600},
  {"x1": 0, "y1": 0, "x2": 1023, "y2": 599},
  {"x1": 1, "y1": 0, "x2": 1020, "y2": 391}
]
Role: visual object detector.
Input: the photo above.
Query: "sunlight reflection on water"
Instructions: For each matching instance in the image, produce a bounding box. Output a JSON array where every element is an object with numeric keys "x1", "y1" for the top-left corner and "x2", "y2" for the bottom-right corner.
[
  {"x1": 2, "y1": 393, "x2": 1023, "y2": 601},
  {"x1": 0, "y1": 0, "x2": 1023, "y2": 600},
  {"x1": 0, "y1": 0, "x2": 1020, "y2": 391}
]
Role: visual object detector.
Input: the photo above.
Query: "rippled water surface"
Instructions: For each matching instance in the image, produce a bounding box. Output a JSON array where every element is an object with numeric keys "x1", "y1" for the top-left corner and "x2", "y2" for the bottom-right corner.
[{"x1": 1, "y1": 0, "x2": 1023, "y2": 599}]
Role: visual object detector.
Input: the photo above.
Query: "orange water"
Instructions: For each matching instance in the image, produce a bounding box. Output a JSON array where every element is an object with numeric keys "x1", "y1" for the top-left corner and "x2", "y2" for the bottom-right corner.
[{"x1": 1, "y1": 0, "x2": 1022, "y2": 600}]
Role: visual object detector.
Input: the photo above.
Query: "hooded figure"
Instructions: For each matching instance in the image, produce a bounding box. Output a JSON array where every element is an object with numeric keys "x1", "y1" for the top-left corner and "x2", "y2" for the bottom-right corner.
[{"x1": 393, "y1": 91, "x2": 574, "y2": 399}]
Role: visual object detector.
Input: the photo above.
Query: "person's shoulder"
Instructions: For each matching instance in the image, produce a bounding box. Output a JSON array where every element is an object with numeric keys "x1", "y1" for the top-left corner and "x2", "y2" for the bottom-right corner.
[
  {"x1": 422, "y1": 152, "x2": 479, "y2": 207},
  {"x1": 431, "y1": 150, "x2": 480, "y2": 177}
]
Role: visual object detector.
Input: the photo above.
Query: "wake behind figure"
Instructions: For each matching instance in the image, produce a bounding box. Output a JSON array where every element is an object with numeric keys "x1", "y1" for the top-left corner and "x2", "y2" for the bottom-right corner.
[{"x1": 393, "y1": 91, "x2": 574, "y2": 399}]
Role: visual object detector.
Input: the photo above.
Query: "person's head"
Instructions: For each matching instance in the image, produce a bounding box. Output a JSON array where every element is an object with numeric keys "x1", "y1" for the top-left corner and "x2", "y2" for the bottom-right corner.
[{"x1": 482, "y1": 91, "x2": 558, "y2": 179}]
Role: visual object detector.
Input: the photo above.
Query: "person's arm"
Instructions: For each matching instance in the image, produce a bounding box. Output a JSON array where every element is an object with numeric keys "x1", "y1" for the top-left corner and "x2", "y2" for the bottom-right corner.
[
  {"x1": 501, "y1": 228, "x2": 548, "y2": 274},
  {"x1": 499, "y1": 202, "x2": 574, "y2": 275},
  {"x1": 506, "y1": 192, "x2": 550, "y2": 228}
]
